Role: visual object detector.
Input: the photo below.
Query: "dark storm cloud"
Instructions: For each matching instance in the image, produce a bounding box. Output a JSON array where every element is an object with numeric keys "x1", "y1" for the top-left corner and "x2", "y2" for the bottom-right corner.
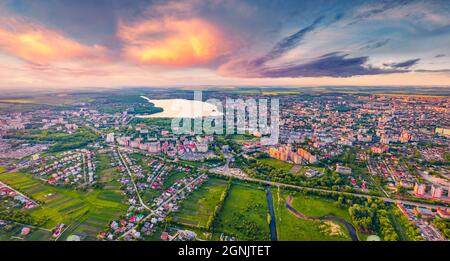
[
  {"x1": 415, "y1": 69, "x2": 450, "y2": 73},
  {"x1": 384, "y1": 58, "x2": 421, "y2": 68},
  {"x1": 259, "y1": 53, "x2": 405, "y2": 78}
]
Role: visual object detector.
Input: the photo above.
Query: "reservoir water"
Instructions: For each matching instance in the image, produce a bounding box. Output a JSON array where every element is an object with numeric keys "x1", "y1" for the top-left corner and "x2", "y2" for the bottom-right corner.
[{"x1": 137, "y1": 96, "x2": 223, "y2": 118}]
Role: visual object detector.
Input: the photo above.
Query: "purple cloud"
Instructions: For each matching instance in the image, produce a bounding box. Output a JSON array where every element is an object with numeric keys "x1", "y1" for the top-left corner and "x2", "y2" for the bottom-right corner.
[
  {"x1": 259, "y1": 53, "x2": 406, "y2": 78},
  {"x1": 383, "y1": 58, "x2": 421, "y2": 69},
  {"x1": 253, "y1": 16, "x2": 324, "y2": 66}
]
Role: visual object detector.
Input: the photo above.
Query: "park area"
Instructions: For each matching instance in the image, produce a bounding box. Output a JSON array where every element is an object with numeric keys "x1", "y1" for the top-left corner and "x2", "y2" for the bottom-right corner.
[
  {"x1": 0, "y1": 171, "x2": 126, "y2": 240},
  {"x1": 258, "y1": 158, "x2": 294, "y2": 172},
  {"x1": 274, "y1": 190, "x2": 354, "y2": 241}
]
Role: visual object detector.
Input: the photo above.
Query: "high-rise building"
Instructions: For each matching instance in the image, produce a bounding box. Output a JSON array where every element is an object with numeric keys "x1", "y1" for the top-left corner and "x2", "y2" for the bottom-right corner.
[
  {"x1": 431, "y1": 185, "x2": 443, "y2": 198},
  {"x1": 414, "y1": 183, "x2": 426, "y2": 196},
  {"x1": 148, "y1": 142, "x2": 161, "y2": 154}
]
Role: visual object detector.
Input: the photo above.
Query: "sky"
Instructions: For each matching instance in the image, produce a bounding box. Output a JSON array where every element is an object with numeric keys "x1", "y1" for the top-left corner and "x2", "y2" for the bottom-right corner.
[{"x1": 1, "y1": 0, "x2": 450, "y2": 89}]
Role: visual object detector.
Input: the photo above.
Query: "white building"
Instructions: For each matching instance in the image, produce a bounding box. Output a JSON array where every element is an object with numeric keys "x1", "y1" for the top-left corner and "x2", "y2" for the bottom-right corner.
[{"x1": 106, "y1": 133, "x2": 115, "y2": 143}]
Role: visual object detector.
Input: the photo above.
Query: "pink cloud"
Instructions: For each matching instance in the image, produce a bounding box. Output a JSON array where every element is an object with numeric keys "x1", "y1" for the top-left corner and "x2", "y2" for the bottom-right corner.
[
  {"x1": 0, "y1": 16, "x2": 107, "y2": 65},
  {"x1": 118, "y1": 17, "x2": 231, "y2": 67}
]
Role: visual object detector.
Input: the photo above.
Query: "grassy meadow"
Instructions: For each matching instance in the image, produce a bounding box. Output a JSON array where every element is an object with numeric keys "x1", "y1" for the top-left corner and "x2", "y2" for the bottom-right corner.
[{"x1": 174, "y1": 178, "x2": 228, "y2": 228}]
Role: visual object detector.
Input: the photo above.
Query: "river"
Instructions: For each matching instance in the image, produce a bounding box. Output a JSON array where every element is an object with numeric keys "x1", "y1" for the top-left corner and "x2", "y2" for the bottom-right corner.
[{"x1": 266, "y1": 177, "x2": 278, "y2": 241}]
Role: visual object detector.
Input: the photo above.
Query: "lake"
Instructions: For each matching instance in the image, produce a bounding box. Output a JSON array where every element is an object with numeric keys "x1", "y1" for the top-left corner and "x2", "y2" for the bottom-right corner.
[{"x1": 136, "y1": 96, "x2": 223, "y2": 118}]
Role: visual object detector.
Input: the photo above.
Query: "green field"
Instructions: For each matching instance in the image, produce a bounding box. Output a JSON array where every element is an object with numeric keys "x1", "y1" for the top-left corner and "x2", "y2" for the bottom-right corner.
[
  {"x1": 274, "y1": 191, "x2": 352, "y2": 241},
  {"x1": 163, "y1": 171, "x2": 187, "y2": 189},
  {"x1": 174, "y1": 178, "x2": 228, "y2": 228},
  {"x1": 0, "y1": 94, "x2": 95, "y2": 106},
  {"x1": 0, "y1": 166, "x2": 6, "y2": 173},
  {"x1": 178, "y1": 160, "x2": 203, "y2": 168},
  {"x1": 258, "y1": 158, "x2": 294, "y2": 172},
  {"x1": 95, "y1": 153, "x2": 122, "y2": 191},
  {"x1": 214, "y1": 182, "x2": 270, "y2": 240},
  {"x1": 0, "y1": 172, "x2": 126, "y2": 240}
]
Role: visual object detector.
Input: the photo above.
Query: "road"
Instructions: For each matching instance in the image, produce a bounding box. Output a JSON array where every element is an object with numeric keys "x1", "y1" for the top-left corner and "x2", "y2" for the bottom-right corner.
[
  {"x1": 116, "y1": 148, "x2": 151, "y2": 211},
  {"x1": 119, "y1": 173, "x2": 207, "y2": 239},
  {"x1": 0, "y1": 181, "x2": 38, "y2": 207},
  {"x1": 111, "y1": 145, "x2": 447, "y2": 210},
  {"x1": 212, "y1": 171, "x2": 448, "y2": 210}
]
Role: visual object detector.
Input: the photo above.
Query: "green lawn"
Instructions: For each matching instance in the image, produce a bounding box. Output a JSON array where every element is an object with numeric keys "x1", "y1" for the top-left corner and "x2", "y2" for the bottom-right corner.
[
  {"x1": 174, "y1": 178, "x2": 228, "y2": 228},
  {"x1": 0, "y1": 166, "x2": 6, "y2": 173},
  {"x1": 178, "y1": 160, "x2": 203, "y2": 168},
  {"x1": 258, "y1": 158, "x2": 294, "y2": 172},
  {"x1": 274, "y1": 190, "x2": 352, "y2": 241},
  {"x1": 214, "y1": 182, "x2": 270, "y2": 240},
  {"x1": 229, "y1": 134, "x2": 257, "y2": 141},
  {"x1": 0, "y1": 172, "x2": 127, "y2": 240},
  {"x1": 163, "y1": 171, "x2": 187, "y2": 189}
]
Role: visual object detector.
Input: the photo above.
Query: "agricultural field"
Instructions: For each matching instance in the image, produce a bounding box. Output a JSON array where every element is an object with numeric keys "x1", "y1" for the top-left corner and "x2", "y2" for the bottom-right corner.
[
  {"x1": 258, "y1": 158, "x2": 294, "y2": 172},
  {"x1": 0, "y1": 172, "x2": 127, "y2": 240},
  {"x1": 0, "y1": 99, "x2": 34, "y2": 104},
  {"x1": 95, "y1": 153, "x2": 122, "y2": 191},
  {"x1": 173, "y1": 178, "x2": 228, "y2": 228},
  {"x1": 274, "y1": 191, "x2": 353, "y2": 241},
  {"x1": 214, "y1": 182, "x2": 270, "y2": 241}
]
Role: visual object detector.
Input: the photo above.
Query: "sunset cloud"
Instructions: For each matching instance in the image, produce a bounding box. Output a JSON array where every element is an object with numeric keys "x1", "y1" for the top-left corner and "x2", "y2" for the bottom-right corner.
[
  {"x1": 0, "y1": 16, "x2": 105, "y2": 65},
  {"x1": 118, "y1": 17, "x2": 230, "y2": 67},
  {"x1": 0, "y1": 0, "x2": 449, "y2": 88}
]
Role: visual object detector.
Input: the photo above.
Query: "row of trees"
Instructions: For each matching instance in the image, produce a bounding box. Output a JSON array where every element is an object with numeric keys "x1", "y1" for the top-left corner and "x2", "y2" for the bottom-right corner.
[
  {"x1": 0, "y1": 208, "x2": 48, "y2": 226},
  {"x1": 234, "y1": 155, "x2": 366, "y2": 194},
  {"x1": 207, "y1": 178, "x2": 232, "y2": 231},
  {"x1": 348, "y1": 201, "x2": 399, "y2": 241},
  {"x1": 392, "y1": 208, "x2": 423, "y2": 241},
  {"x1": 433, "y1": 217, "x2": 450, "y2": 239}
]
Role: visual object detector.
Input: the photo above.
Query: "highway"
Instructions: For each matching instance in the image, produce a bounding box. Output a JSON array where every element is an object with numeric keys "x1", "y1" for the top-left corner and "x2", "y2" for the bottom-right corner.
[
  {"x1": 113, "y1": 145, "x2": 448, "y2": 210},
  {"x1": 212, "y1": 171, "x2": 448, "y2": 210}
]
